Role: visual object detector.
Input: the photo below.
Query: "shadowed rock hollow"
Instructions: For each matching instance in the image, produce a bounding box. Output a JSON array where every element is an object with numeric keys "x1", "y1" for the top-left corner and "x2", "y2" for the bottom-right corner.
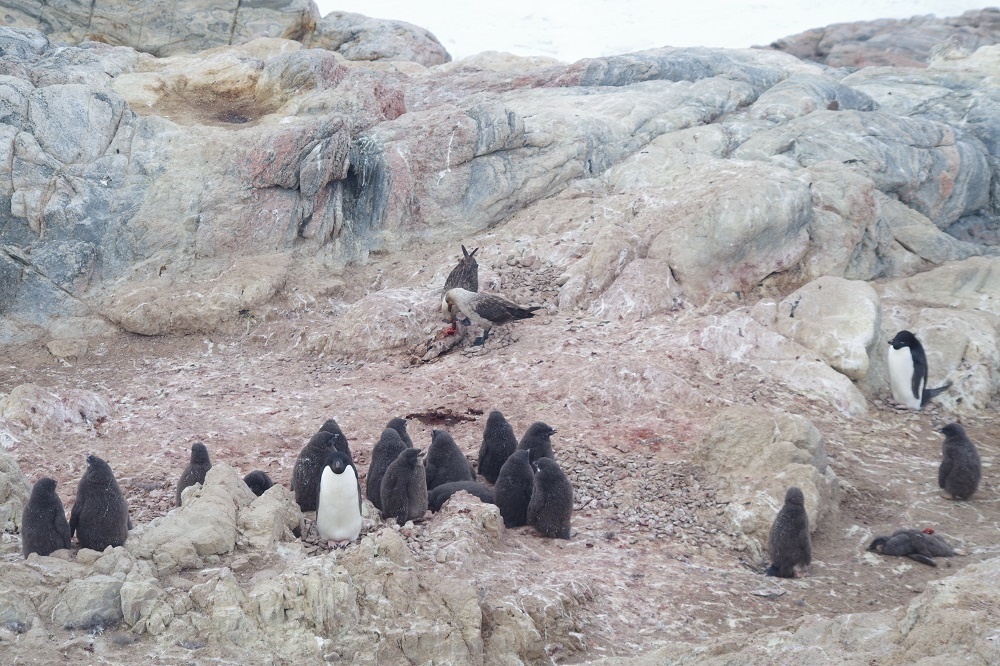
[{"x1": 2, "y1": 3, "x2": 1000, "y2": 664}]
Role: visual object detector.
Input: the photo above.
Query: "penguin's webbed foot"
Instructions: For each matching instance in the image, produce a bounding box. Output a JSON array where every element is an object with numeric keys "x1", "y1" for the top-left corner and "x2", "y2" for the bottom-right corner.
[{"x1": 472, "y1": 330, "x2": 490, "y2": 346}]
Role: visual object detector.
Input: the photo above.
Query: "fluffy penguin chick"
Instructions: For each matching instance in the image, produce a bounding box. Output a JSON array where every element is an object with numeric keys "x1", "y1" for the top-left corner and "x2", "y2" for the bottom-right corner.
[
  {"x1": 527, "y1": 458, "x2": 573, "y2": 539},
  {"x1": 176, "y1": 442, "x2": 212, "y2": 506},
  {"x1": 887, "y1": 330, "x2": 951, "y2": 409},
  {"x1": 243, "y1": 470, "x2": 273, "y2": 497},
  {"x1": 478, "y1": 410, "x2": 518, "y2": 484},
  {"x1": 21, "y1": 477, "x2": 71, "y2": 558},
  {"x1": 317, "y1": 451, "x2": 362, "y2": 548},
  {"x1": 425, "y1": 429, "x2": 476, "y2": 490},
  {"x1": 292, "y1": 431, "x2": 339, "y2": 512},
  {"x1": 70, "y1": 454, "x2": 131, "y2": 551},
  {"x1": 367, "y1": 427, "x2": 407, "y2": 510},
  {"x1": 939, "y1": 423, "x2": 981, "y2": 500},
  {"x1": 428, "y1": 481, "x2": 496, "y2": 512},
  {"x1": 766, "y1": 487, "x2": 811, "y2": 578},
  {"x1": 380, "y1": 448, "x2": 429, "y2": 526},
  {"x1": 386, "y1": 416, "x2": 413, "y2": 448},
  {"x1": 494, "y1": 449, "x2": 534, "y2": 528},
  {"x1": 517, "y1": 421, "x2": 556, "y2": 464},
  {"x1": 319, "y1": 418, "x2": 353, "y2": 460},
  {"x1": 442, "y1": 288, "x2": 542, "y2": 346},
  {"x1": 868, "y1": 529, "x2": 958, "y2": 566}
]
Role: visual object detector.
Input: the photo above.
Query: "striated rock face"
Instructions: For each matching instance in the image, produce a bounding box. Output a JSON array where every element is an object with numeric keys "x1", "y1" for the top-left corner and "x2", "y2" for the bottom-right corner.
[
  {"x1": 0, "y1": 1, "x2": 450, "y2": 64},
  {"x1": 2, "y1": 18, "x2": 1000, "y2": 356},
  {"x1": 768, "y1": 8, "x2": 1000, "y2": 68}
]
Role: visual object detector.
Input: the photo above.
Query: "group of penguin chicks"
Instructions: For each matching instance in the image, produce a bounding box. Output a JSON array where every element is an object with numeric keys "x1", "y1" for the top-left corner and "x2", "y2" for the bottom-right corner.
[
  {"x1": 289, "y1": 412, "x2": 573, "y2": 548},
  {"x1": 18, "y1": 411, "x2": 573, "y2": 559},
  {"x1": 764, "y1": 330, "x2": 982, "y2": 578},
  {"x1": 19, "y1": 451, "x2": 275, "y2": 558}
]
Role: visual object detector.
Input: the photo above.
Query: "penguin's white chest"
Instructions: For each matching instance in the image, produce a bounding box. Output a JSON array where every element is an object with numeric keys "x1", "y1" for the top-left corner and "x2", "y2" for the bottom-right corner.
[
  {"x1": 887, "y1": 346, "x2": 922, "y2": 409},
  {"x1": 317, "y1": 466, "x2": 362, "y2": 542}
]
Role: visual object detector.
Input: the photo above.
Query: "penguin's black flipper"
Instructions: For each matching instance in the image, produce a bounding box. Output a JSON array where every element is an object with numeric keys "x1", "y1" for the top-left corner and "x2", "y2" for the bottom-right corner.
[
  {"x1": 906, "y1": 553, "x2": 938, "y2": 567},
  {"x1": 922, "y1": 382, "x2": 952, "y2": 406}
]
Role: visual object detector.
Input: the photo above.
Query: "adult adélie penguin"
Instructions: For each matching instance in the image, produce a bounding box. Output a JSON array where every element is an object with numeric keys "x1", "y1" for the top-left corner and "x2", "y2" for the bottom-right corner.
[{"x1": 316, "y1": 450, "x2": 363, "y2": 548}]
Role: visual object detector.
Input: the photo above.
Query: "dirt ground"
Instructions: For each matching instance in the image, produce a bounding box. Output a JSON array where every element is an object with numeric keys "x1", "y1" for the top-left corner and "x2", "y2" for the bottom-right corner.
[{"x1": 2, "y1": 282, "x2": 999, "y2": 662}]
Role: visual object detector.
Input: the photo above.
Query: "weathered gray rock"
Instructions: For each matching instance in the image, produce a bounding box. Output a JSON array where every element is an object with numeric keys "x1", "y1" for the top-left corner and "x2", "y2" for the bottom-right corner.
[
  {"x1": 0, "y1": 448, "x2": 30, "y2": 531},
  {"x1": 0, "y1": 383, "x2": 110, "y2": 431},
  {"x1": 701, "y1": 310, "x2": 870, "y2": 416},
  {"x1": 236, "y1": 483, "x2": 303, "y2": 551},
  {"x1": 309, "y1": 11, "x2": 450, "y2": 67},
  {"x1": 50, "y1": 574, "x2": 125, "y2": 629},
  {"x1": 699, "y1": 406, "x2": 838, "y2": 558},
  {"x1": 0, "y1": 1, "x2": 456, "y2": 66},
  {"x1": 871, "y1": 257, "x2": 1000, "y2": 412},
  {"x1": 0, "y1": 0, "x2": 319, "y2": 58},
  {"x1": 877, "y1": 255, "x2": 1000, "y2": 316},
  {"x1": 768, "y1": 8, "x2": 1000, "y2": 68},
  {"x1": 128, "y1": 464, "x2": 256, "y2": 572},
  {"x1": 3, "y1": 21, "x2": 1000, "y2": 347},
  {"x1": 733, "y1": 110, "x2": 991, "y2": 230},
  {"x1": 749, "y1": 72, "x2": 877, "y2": 122},
  {"x1": 775, "y1": 276, "x2": 881, "y2": 381}
]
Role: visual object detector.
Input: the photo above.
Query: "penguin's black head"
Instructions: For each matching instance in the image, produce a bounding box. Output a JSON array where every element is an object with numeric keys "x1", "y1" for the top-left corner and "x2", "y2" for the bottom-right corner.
[
  {"x1": 534, "y1": 458, "x2": 559, "y2": 475},
  {"x1": 514, "y1": 449, "x2": 532, "y2": 466},
  {"x1": 403, "y1": 448, "x2": 424, "y2": 468},
  {"x1": 86, "y1": 453, "x2": 99, "y2": 467},
  {"x1": 939, "y1": 422, "x2": 966, "y2": 438},
  {"x1": 190, "y1": 442, "x2": 210, "y2": 464},
  {"x1": 784, "y1": 487, "x2": 805, "y2": 506},
  {"x1": 527, "y1": 422, "x2": 556, "y2": 439},
  {"x1": 327, "y1": 451, "x2": 352, "y2": 475},
  {"x1": 319, "y1": 418, "x2": 342, "y2": 435},
  {"x1": 308, "y1": 431, "x2": 337, "y2": 451},
  {"x1": 431, "y1": 429, "x2": 454, "y2": 446},
  {"x1": 33, "y1": 477, "x2": 57, "y2": 494},
  {"x1": 888, "y1": 330, "x2": 920, "y2": 350},
  {"x1": 388, "y1": 417, "x2": 408, "y2": 433},
  {"x1": 867, "y1": 537, "x2": 888, "y2": 553}
]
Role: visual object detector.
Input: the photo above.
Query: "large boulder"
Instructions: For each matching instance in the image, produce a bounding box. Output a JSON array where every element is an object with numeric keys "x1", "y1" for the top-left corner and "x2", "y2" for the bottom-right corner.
[
  {"x1": 774, "y1": 276, "x2": 881, "y2": 381},
  {"x1": 128, "y1": 464, "x2": 257, "y2": 572},
  {"x1": 309, "y1": 11, "x2": 450, "y2": 66},
  {"x1": 0, "y1": 384, "x2": 110, "y2": 431},
  {"x1": 699, "y1": 406, "x2": 839, "y2": 559}
]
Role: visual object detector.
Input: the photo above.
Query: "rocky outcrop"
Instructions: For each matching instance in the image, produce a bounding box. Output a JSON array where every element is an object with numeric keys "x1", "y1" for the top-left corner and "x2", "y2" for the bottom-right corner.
[
  {"x1": 308, "y1": 11, "x2": 451, "y2": 67},
  {"x1": 0, "y1": 1, "x2": 450, "y2": 64},
  {"x1": 872, "y1": 256, "x2": 1000, "y2": 413},
  {"x1": 0, "y1": 449, "x2": 29, "y2": 531},
  {"x1": 0, "y1": 383, "x2": 110, "y2": 431},
  {"x1": 0, "y1": 466, "x2": 585, "y2": 665},
  {"x1": 2, "y1": 21, "x2": 1000, "y2": 359},
  {"x1": 768, "y1": 8, "x2": 1000, "y2": 67}
]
